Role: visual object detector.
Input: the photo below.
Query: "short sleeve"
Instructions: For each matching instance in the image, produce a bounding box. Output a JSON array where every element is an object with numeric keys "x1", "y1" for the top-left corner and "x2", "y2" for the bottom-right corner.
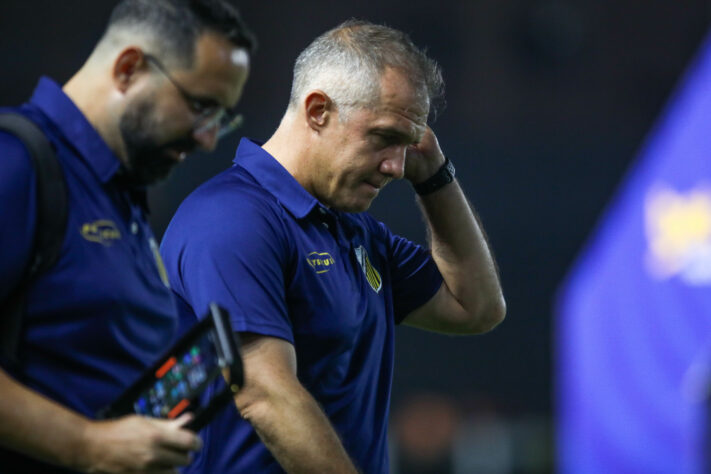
[
  {"x1": 375, "y1": 220, "x2": 443, "y2": 323},
  {"x1": 0, "y1": 131, "x2": 37, "y2": 302},
  {"x1": 161, "y1": 182, "x2": 295, "y2": 343}
]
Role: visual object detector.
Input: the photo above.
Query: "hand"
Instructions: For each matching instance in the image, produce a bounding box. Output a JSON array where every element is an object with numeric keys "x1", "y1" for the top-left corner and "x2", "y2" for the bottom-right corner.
[
  {"x1": 80, "y1": 413, "x2": 202, "y2": 474},
  {"x1": 404, "y1": 126, "x2": 446, "y2": 184}
]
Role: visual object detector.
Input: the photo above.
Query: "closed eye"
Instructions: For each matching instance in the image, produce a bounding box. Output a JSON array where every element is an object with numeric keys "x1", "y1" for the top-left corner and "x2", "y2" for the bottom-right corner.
[
  {"x1": 374, "y1": 133, "x2": 398, "y2": 145},
  {"x1": 188, "y1": 97, "x2": 220, "y2": 116}
]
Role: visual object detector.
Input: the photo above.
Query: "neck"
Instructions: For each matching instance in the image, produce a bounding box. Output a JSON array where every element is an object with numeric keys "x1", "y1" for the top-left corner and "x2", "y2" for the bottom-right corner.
[
  {"x1": 262, "y1": 112, "x2": 316, "y2": 194},
  {"x1": 63, "y1": 66, "x2": 127, "y2": 164}
]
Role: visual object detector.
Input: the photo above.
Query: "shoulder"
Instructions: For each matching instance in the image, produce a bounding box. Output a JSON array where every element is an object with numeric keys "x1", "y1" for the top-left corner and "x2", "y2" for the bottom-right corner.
[
  {"x1": 0, "y1": 128, "x2": 39, "y2": 292},
  {"x1": 169, "y1": 168, "x2": 288, "y2": 242},
  {"x1": 162, "y1": 167, "x2": 291, "y2": 259},
  {"x1": 0, "y1": 129, "x2": 35, "y2": 176},
  {"x1": 0, "y1": 129, "x2": 37, "y2": 201},
  {"x1": 0, "y1": 107, "x2": 58, "y2": 189},
  {"x1": 178, "y1": 167, "x2": 282, "y2": 225}
]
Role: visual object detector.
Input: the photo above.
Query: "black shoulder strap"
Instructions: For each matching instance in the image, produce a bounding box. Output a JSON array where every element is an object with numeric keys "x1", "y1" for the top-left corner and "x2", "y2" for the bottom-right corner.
[{"x1": 0, "y1": 113, "x2": 68, "y2": 366}]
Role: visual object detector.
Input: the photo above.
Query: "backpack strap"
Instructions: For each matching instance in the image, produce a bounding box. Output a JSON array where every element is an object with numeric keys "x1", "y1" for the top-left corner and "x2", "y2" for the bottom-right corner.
[{"x1": 0, "y1": 113, "x2": 68, "y2": 366}]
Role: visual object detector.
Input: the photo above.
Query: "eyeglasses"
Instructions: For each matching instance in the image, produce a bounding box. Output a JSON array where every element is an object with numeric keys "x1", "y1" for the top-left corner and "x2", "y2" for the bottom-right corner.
[{"x1": 144, "y1": 54, "x2": 243, "y2": 139}]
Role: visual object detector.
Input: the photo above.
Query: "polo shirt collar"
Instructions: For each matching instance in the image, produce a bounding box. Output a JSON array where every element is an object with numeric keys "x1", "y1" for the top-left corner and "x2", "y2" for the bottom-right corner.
[
  {"x1": 234, "y1": 138, "x2": 324, "y2": 219},
  {"x1": 30, "y1": 77, "x2": 121, "y2": 183}
]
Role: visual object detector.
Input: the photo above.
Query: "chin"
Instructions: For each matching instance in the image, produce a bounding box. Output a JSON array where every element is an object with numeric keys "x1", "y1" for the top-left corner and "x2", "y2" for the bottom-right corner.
[{"x1": 325, "y1": 189, "x2": 376, "y2": 213}]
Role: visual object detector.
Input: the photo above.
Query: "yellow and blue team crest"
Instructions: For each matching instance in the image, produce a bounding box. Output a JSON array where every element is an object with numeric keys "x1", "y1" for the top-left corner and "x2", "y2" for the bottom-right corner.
[
  {"x1": 645, "y1": 182, "x2": 711, "y2": 285},
  {"x1": 354, "y1": 245, "x2": 382, "y2": 293}
]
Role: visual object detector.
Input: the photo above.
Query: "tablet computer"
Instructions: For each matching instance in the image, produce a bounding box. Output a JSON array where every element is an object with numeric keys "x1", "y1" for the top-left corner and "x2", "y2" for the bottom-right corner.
[{"x1": 97, "y1": 303, "x2": 243, "y2": 432}]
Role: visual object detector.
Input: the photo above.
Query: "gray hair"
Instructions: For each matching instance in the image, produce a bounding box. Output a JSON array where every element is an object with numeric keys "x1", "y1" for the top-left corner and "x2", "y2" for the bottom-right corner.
[{"x1": 288, "y1": 20, "x2": 444, "y2": 120}]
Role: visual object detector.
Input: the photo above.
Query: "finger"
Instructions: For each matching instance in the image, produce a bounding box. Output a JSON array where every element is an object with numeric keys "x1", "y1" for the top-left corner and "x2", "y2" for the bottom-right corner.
[
  {"x1": 144, "y1": 412, "x2": 193, "y2": 429},
  {"x1": 151, "y1": 418, "x2": 203, "y2": 451},
  {"x1": 168, "y1": 412, "x2": 194, "y2": 428},
  {"x1": 163, "y1": 429, "x2": 202, "y2": 452}
]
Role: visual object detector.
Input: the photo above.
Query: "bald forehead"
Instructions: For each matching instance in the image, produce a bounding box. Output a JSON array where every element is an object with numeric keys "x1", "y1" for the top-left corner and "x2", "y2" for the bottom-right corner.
[
  {"x1": 192, "y1": 32, "x2": 249, "y2": 68},
  {"x1": 376, "y1": 68, "x2": 429, "y2": 120},
  {"x1": 173, "y1": 32, "x2": 250, "y2": 107}
]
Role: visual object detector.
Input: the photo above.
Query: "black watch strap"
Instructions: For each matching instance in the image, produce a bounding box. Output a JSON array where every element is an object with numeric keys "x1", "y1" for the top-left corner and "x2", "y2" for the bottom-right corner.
[{"x1": 413, "y1": 158, "x2": 455, "y2": 195}]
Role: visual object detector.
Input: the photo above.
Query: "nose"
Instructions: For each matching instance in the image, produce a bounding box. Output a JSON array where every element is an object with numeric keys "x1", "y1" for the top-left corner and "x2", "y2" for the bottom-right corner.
[
  {"x1": 192, "y1": 123, "x2": 219, "y2": 152},
  {"x1": 379, "y1": 146, "x2": 406, "y2": 180}
]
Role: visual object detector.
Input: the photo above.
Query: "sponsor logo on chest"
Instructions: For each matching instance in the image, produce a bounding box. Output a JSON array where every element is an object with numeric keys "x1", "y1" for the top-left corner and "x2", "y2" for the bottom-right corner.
[
  {"x1": 80, "y1": 219, "x2": 121, "y2": 246},
  {"x1": 307, "y1": 251, "x2": 336, "y2": 274}
]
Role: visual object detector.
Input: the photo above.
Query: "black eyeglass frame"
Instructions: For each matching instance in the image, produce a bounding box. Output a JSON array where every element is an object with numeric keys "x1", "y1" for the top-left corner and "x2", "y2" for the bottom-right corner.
[{"x1": 144, "y1": 53, "x2": 243, "y2": 139}]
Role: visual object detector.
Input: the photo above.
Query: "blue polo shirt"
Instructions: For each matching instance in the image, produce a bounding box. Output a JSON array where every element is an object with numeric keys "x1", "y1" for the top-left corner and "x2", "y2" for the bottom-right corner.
[
  {"x1": 161, "y1": 138, "x2": 443, "y2": 473},
  {"x1": 0, "y1": 78, "x2": 177, "y2": 472}
]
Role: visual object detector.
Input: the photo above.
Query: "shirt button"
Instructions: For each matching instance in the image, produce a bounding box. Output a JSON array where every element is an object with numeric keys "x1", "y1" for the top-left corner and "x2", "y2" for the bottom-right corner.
[
  {"x1": 131, "y1": 222, "x2": 139, "y2": 234},
  {"x1": 319, "y1": 208, "x2": 327, "y2": 215}
]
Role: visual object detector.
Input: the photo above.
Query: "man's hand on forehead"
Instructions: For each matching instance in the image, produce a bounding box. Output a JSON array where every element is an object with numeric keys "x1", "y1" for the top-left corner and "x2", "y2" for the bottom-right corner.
[{"x1": 404, "y1": 127, "x2": 446, "y2": 184}]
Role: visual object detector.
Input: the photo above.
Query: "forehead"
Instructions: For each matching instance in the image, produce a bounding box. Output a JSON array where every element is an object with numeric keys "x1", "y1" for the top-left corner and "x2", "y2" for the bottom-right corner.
[
  {"x1": 362, "y1": 67, "x2": 429, "y2": 137},
  {"x1": 175, "y1": 32, "x2": 250, "y2": 104}
]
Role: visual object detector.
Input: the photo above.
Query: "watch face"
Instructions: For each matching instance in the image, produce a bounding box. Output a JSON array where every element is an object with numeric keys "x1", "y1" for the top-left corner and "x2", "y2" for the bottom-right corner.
[
  {"x1": 413, "y1": 158, "x2": 455, "y2": 195},
  {"x1": 445, "y1": 160, "x2": 455, "y2": 178}
]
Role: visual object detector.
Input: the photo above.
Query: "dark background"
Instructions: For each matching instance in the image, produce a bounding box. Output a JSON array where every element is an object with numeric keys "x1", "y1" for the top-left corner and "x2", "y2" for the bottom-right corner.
[{"x1": 2, "y1": 0, "x2": 710, "y2": 433}]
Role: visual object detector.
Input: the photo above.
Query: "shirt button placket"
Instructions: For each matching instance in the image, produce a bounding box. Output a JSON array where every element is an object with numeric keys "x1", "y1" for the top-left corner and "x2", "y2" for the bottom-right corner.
[{"x1": 128, "y1": 206, "x2": 144, "y2": 262}]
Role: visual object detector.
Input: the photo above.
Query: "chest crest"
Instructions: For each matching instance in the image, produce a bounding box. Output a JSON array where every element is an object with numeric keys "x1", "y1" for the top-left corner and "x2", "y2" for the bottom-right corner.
[{"x1": 354, "y1": 245, "x2": 382, "y2": 293}]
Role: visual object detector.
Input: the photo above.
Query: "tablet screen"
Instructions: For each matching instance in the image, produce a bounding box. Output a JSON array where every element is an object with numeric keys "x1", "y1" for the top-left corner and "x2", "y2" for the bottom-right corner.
[{"x1": 133, "y1": 330, "x2": 221, "y2": 419}]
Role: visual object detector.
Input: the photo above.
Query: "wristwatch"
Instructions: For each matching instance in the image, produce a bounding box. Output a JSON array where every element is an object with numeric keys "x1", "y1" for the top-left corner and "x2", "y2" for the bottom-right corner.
[{"x1": 413, "y1": 158, "x2": 455, "y2": 195}]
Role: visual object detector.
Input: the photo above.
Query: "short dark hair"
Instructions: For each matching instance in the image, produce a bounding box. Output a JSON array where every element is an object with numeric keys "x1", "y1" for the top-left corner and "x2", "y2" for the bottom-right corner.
[{"x1": 106, "y1": 0, "x2": 256, "y2": 66}]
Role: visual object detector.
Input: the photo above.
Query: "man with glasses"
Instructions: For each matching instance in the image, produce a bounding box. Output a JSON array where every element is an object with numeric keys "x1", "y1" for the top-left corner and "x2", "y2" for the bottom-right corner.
[{"x1": 0, "y1": 1, "x2": 253, "y2": 472}]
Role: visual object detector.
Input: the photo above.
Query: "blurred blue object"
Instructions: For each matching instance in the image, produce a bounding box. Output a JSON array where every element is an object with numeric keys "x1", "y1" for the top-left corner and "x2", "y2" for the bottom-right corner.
[{"x1": 556, "y1": 29, "x2": 711, "y2": 473}]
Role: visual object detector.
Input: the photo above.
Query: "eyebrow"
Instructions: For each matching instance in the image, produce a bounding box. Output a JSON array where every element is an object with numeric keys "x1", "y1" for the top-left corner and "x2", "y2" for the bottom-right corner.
[{"x1": 370, "y1": 127, "x2": 420, "y2": 144}]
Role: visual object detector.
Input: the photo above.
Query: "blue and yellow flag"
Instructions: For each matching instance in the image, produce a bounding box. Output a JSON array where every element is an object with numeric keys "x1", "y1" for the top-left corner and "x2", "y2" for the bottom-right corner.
[{"x1": 557, "y1": 31, "x2": 711, "y2": 473}]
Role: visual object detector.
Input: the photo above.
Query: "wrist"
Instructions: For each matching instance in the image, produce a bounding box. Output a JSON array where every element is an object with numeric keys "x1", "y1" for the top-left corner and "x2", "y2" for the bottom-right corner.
[
  {"x1": 74, "y1": 419, "x2": 100, "y2": 473},
  {"x1": 409, "y1": 156, "x2": 446, "y2": 184},
  {"x1": 412, "y1": 157, "x2": 456, "y2": 195}
]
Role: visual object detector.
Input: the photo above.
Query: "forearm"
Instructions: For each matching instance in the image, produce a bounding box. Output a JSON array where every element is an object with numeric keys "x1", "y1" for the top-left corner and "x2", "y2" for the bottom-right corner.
[
  {"x1": 236, "y1": 382, "x2": 358, "y2": 474},
  {"x1": 418, "y1": 180, "x2": 505, "y2": 331},
  {"x1": 0, "y1": 368, "x2": 91, "y2": 471}
]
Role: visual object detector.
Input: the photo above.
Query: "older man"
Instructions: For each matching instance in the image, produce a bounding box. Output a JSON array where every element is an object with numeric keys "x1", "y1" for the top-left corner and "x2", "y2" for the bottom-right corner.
[
  {"x1": 161, "y1": 20, "x2": 505, "y2": 473},
  {"x1": 0, "y1": 1, "x2": 253, "y2": 472}
]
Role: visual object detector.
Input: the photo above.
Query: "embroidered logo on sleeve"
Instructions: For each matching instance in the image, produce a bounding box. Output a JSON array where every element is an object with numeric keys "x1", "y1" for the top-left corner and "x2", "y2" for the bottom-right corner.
[
  {"x1": 307, "y1": 252, "x2": 336, "y2": 274},
  {"x1": 354, "y1": 245, "x2": 382, "y2": 293},
  {"x1": 80, "y1": 220, "x2": 121, "y2": 246}
]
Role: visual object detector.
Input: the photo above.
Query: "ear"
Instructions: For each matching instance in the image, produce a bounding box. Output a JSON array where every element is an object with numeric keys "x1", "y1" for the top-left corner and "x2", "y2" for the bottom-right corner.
[
  {"x1": 303, "y1": 90, "x2": 332, "y2": 131},
  {"x1": 112, "y1": 47, "x2": 146, "y2": 93}
]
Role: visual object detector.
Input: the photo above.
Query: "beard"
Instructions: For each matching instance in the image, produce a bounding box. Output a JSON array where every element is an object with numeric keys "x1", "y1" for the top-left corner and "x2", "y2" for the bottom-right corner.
[{"x1": 118, "y1": 100, "x2": 196, "y2": 187}]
